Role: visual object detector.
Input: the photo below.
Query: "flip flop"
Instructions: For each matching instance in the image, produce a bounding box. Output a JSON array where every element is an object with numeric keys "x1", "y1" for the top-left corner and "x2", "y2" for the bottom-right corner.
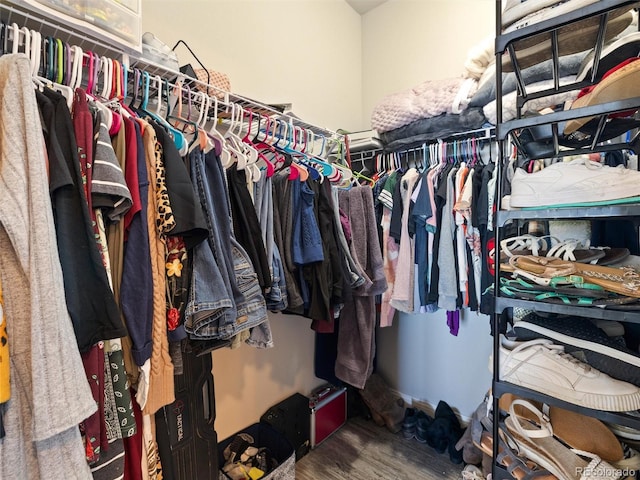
[
  {"x1": 510, "y1": 255, "x2": 640, "y2": 298},
  {"x1": 505, "y1": 400, "x2": 623, "y2": 480},
  {"x1": 594, "y1": 247, "x2": 630, "y2": 266}
]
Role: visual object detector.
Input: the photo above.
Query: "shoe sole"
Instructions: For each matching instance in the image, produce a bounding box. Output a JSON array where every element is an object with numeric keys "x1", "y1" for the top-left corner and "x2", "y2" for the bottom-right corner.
[
  {"x1": 502, "y1": 8, "x2": 634, "y2": 72},
  {"x1": 500, "y1": 366, "x2": 640, "y2": 411},
  {"x1": 565, "y1": 57, "x2": 640, "y2": 134}
]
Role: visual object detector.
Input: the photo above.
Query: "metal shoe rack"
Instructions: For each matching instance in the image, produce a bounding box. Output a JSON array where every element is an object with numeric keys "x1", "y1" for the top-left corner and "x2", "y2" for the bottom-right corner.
[{"x1": 493, "y1": 1, "x2": 640, "y2": 478}]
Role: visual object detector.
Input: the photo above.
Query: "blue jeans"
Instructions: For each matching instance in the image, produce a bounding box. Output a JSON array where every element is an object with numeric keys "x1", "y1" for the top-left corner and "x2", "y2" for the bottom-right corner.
[
  {"x1": 187, "y1": 148, "x2": 269, "y2": 340},
  {"x1": 186, "y1": 149, "x2": 237, "y2": 337},
  {"x1": 230, "y1": 237, "x2": 270, "y2": 345}
]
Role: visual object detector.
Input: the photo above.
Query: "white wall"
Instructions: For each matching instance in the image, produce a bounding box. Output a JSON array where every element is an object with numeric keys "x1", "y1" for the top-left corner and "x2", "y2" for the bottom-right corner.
[
  {"x1": 362, "y1": 0, "x2": 495, "y2": 128},
  {"x1": 362, "y1": 0, "x2": 496, "y2": 420},
  {"x1": 142, "y1": 0, "x2": 364, "y2": 133},
  {"x1": 142, "y1": 0, "x2": 363, "y2": 440},
  {"x1": 143, "y1": 0, "x2": 497, "y2": 438}
]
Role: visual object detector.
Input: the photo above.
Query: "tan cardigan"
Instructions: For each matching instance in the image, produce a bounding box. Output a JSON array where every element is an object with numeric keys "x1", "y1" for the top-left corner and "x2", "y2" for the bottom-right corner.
[{"x1": 139, "y1": 119, "x2": 175, "y2": 415}]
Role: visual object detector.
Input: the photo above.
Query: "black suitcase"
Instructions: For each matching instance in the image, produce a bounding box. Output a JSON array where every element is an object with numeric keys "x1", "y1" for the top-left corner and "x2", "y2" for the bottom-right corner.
[
  {"x1": 260, "y1": 393, "x2": 311, "y2": 460},
  {"x1": 156, "y1": 347, "x2": 218, "y2": 480}
]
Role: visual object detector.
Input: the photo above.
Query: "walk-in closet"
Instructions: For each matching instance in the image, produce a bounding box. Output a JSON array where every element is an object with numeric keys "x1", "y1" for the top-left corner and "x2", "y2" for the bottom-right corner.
[{"x1": 3, "y1": 1, "x2": 640, "y2": 479}]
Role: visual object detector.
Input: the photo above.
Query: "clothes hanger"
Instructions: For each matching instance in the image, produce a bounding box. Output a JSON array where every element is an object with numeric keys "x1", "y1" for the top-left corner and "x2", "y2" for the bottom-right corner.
[
  {"x1": 68, "y1": 48, "x2": 85, "y2": 89},
  {"x1": 240, "y1": 109, "x2": 270, "y2": 181},
  {"x1": 279, "y1": 121, "x2": 311, "y2": 181},
  {"x1": 222, "y1": 103, "x2": 249, "y2": 170},
  {"x1": 205, "y1": 92, "x2": 234, "y2": 164},
  {"x1": 305, "y1": 131, "x2": 336, "y2": 179},
  {"x1": 186, "y1": 90, "x2": 209, "y2": 153},
  {"x1": 136, "y1": 71, "x2": 186, "y2": 153},
  {"x1": 291, "y1": 127, "x2": 321, "y2": 181},
  {"x1": 22, "y1": 28, "x2": 73, "y2": 110},
  {"x1": 252, "y1": 114, "x2": 285, "y2": 171}
]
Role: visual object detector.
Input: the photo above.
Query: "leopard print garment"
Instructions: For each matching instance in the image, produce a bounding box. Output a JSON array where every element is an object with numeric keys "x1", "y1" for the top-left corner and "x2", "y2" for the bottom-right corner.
[{"x1": 153, "y1": 140, "x2": 176, "y2": 235}]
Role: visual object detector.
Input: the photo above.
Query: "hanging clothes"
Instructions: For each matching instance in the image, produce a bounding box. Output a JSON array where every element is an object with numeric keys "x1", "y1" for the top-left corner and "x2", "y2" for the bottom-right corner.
[
  {"x1": 390, "y1": 168, "x2": 420, "y2": 313},
  {"x1": 0, "y1": 53, "x2": 96, "y2": 480},
  {"x1": 335, "y1": 185, "x2": 387, "y2": 389}
]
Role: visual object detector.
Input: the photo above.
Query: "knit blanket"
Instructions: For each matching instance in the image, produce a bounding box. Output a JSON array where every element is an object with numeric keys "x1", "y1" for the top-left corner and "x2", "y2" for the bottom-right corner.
[{"x1": 371, "y1": 77, "x2": 478, "y2": 133}]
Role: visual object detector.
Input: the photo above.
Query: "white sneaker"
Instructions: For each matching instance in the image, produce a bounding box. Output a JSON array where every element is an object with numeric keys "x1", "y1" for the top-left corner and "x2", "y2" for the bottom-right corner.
[
  {"x1": 509, "y1": 158, "x2": 640, "y2": 207},
  {"x1": 502, "y1": 0, "x2": 569, "y2": 29},
  {"x1": 492, "y1": 335, "x2": 640, "y2": 411},
  {"x1": 503, "y1": 0, "x2": 598, "y2": 32}
]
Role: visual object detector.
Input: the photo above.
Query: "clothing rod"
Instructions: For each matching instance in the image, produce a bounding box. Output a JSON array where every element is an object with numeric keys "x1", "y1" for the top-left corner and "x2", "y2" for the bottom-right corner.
[
  {"x1": 0, "y1": 1, "x2": 343, "y2": 139},
  {"x1": 350, "y1": 127, "x2": 496, "y2": 162}
]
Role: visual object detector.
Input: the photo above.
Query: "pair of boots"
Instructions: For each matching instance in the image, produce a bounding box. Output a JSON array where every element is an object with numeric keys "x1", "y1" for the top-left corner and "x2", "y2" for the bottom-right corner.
[
  {"x1": 425, "y1": 400, "x2": 464, "y2": 464},
  {"x1": 359, "y1": 373, "x2": 405, "y2": 433}
]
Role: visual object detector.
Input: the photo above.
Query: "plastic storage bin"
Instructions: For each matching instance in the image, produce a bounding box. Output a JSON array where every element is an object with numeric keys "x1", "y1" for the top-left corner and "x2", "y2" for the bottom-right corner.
[
  {"x1": 15, "y1": 0, "x2": 142, "y2": 51},
  {"x1": 218, "y1": 423, "x2": 295, "y2": 480}
]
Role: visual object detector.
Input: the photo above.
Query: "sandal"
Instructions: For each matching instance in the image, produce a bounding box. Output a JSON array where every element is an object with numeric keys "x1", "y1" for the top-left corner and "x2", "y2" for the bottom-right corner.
[
  {"x1": 505, "y1": 400, "x2": 622, "y2": 480},
  {"x1": 544, "y1": 240, "x2": 605, "y2": 264},
  {"x1": 501, "y1": 235, "x2": 553, "y2": 261},
  {"x1": 501, "y1": 237, "x2": 607, "y2": 264},
  {"x1": 508, "y1": 256, "x2": 640, "y2": 298},
  {"x1": 499, "y1": 276, "x2": 639, "y2": 307},
  {"x1": 472, "y1": 413, "x2": 557, "y2": 480},
  {"x1": 498, "y1": 394, "x2": 624, "y2": 464}
]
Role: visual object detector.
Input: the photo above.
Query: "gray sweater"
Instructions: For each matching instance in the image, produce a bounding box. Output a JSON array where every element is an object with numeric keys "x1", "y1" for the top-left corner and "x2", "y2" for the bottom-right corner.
[{"x1": 0, "y1": 54, "x2": 96, "y2": 479}]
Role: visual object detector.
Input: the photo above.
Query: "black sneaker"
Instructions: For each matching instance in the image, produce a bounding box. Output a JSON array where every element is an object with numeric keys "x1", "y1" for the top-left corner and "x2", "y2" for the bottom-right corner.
[
  {"x1": 415, "y1": 410, "x2": 433, "y2": 444},
  {"x1": 402, "y1": 408, "x2": 417, "y2": 439}
]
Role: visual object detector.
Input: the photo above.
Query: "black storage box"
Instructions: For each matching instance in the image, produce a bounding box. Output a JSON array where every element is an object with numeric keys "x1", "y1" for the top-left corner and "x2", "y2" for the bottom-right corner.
[
  {"x1": 218, "y1": 423, "x2": 295, "y2": 480},
  {"x1": 260, "y1": 393, "x2": 311, "y2": 460}
]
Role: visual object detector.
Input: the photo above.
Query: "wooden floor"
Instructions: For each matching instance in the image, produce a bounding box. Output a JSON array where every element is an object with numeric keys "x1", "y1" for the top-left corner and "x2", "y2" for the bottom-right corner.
[{"x1": 296, "y1": 416, "x2": 465, "y2": 480}]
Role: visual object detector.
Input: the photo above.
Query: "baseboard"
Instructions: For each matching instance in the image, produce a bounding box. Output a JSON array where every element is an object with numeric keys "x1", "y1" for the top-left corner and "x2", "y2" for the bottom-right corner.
[{"x1": 389, "y1": 388, "x2": 471, "y2": 426}]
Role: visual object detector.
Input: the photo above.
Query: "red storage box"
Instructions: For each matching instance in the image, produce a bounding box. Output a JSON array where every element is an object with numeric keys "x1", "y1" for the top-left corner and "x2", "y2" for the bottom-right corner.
[{"x1": 309, "y1": 385, "x2": 347, "y2": 448}]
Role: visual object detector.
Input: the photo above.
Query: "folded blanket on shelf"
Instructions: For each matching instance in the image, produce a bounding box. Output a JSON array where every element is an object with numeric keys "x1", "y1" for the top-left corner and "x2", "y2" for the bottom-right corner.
[
  {"x1": 379, "y1": 108, "x2": 487, "y2": 151},
  {"x1": 469, "y1": 51, "x2": 587, "y2": 109},
  {"x1": 371, "y1": 77, "x2": 478, "y2": 133},
  {"x1": 483, "y1": 76, "x2": 580, "y2": 125},
  {"x1": 463, "y1": 35, "x2": 495, "y2": 80}
]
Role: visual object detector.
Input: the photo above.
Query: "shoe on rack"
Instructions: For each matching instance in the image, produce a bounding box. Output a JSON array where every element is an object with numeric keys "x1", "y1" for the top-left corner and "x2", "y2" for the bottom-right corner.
[
  {"x1": 502, "y1": 5, "x2": 635, "y2": 72},
  {"x1": 504, "y1": 399, "x2": 623, "y2": 480},
  {"x1": 503, "y1": 0, "x2": 598, "y2": 31},
  {"x1": 509, "y1": 157, "x2": 640, "y2": 208},
  {"x1": 501, "y1": 0, "x2": 582, "y2": 30},
  {"x1": 577, "y1": 31, "x2": 640, "y2": 83},
  {"x1": 513, "y1": 312, "x2": 640, "y2": 387},
  {"x1": 499, "y1": 392, "x2": 624, "y2": 463},
  {"x1": 492, "y1": 334, "x2": 640, "y2": 412},
  {"x1": 471, "y1": 409, "x2": 556, "y2": 480},
  {"x1": 565, "y1": 56, "x2": 640, "y2": 135}
]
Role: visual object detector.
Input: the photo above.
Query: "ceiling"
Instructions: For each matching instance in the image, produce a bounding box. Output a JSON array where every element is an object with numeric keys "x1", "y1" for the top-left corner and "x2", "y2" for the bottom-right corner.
[{"x1": 345, "y1": 0, "x2": 389, "y2": 15}]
